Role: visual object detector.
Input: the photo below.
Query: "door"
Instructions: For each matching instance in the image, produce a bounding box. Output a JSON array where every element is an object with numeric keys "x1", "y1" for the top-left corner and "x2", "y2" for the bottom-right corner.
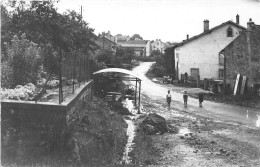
[{"x1": 191, "y1": 68, "x2": 199, "y2": 80}]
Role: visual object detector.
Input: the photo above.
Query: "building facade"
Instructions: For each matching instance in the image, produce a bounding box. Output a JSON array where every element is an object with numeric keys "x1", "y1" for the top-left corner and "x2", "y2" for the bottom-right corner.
[
  {"x1": 96, "y1": 36, "x2": 117, "y2": 53},
  {"x1": 174, "y1": 16, "x2": 245, "y2": 80},
  {"x1": 222, "y1": 19, "x2": 260, "y2": 94},
  {"x1": 151, "y1": 39, "x2": 167, "y2": 53},
  {"x1": 118, "y1": 40, "x2": 151, "y2": 56}
]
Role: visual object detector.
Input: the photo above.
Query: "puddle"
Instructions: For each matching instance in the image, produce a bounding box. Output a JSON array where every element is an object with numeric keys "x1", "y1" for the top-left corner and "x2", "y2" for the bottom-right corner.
[
  {"x1": 171, "y1": 113, "x2": 184, "y2": 117},
  {"x1": 185, "y1": 115, "x2": 197, "y2": 120},
  {"x1": 256, "y1": 115, "x2": 260, "y2": 128},
  {"x1": 178, "y1": 127, "x2": 192, "y2": 136},
  {"x1": 212, "y1": 129, "x2": 234, "y2": 135},
  {"x1": 152, "y1": 78, "x2": 158, "y2": 81}
]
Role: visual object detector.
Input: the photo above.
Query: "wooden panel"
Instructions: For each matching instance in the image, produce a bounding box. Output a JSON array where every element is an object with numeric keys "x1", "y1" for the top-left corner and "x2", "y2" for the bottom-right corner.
[
  {"x1": 233, "y1": 74, "x2": 241, "y2": 95},
  {"x1": 240, "y1": 76, "x2": 247, "y2": 95}
]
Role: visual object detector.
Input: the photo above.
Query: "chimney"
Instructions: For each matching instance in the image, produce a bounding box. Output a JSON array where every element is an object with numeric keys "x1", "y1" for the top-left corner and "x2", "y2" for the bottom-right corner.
[
  {"x1": 187, "y1": 34, "x2": 189, "y2": 40},
  {"x1": 203, "y1": 20, "x2": 209, "y2": 32},
  {"x1": 247, "y1": 18, "x2": 254, "y2": 31},
  {"x1": 236, "y1": 14, "x2": 240, "y2": 25}
]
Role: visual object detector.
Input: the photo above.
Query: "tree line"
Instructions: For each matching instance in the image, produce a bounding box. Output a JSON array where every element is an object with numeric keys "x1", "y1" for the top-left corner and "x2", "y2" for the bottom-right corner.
[{"x1": 1, "y1": 1, "x2": 98, "y2": 87}]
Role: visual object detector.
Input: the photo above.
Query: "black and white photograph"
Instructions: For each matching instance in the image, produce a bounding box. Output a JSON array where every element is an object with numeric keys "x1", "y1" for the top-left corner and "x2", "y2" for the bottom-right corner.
[{"x1": 1, "y1": 0, "x2": 260, "y2": 166}]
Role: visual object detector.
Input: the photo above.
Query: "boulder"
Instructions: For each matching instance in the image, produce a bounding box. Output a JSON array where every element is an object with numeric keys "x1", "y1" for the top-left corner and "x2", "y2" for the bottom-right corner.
[
  {"x1": 141, "y1": 113, "x2": 169, "y2": 134},
  {"x1": 143, "y1": 124, "x2": 156, "y2": 135}
]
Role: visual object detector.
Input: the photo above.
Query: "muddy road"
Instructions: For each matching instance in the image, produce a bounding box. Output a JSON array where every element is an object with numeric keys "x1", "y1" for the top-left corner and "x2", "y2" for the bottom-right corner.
[{"x1": 130, "y1": 62, "x2": 260, "y2": 167}]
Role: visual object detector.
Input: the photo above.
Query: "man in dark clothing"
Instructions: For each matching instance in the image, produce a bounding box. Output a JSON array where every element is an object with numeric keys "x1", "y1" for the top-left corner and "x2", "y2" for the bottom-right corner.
[
  {"x1": 183, "y1": 90, "x2": 188, "y2": 107},
  {"x1": 166, "y1": 90, "x2": 172, "y2": 109},
  {"x1": 198, "y1": 93, "x2": 204, "y2": 107}
]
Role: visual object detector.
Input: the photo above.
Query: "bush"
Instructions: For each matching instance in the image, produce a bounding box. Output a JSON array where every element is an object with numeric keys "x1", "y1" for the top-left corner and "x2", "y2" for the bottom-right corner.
[
  {"x1": 146, "y1": 63, "x2": 167, "y2": 78},
  {"x1": 5, "y1": 34, "x2": 42, "y2": 86},
  {"x1": 134, "y1": 56, "x2": 154, "y2": 62}
]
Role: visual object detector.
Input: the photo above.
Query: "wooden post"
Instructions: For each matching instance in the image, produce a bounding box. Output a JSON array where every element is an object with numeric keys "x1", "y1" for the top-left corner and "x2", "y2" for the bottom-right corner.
[
  {"x1": 197, "y1": 75, "x2": 200, "y2": 88},
  {"x1": 59, "y1": 47, "x2": 63, "y2": 104},
  {"x1": 234, "y1": 74, "x2": 241, "y2": 95},
  {"x1": 240, "y1": 76, "x2": 247, "y2": 95},
  {"x1": 138, "y1": 80, "x2": 141, "y2": 114},
  {"x1": 204, "y1": 78, "x2": 208, "y2": 90},
  {"x1": 135, "y1": 79, "x2": 137, "y2": 106}
]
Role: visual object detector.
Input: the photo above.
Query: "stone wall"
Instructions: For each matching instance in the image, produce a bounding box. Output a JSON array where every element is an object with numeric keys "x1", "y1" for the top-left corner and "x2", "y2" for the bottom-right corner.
[
  {"x1": 1, "y1": 81, "x2": 93, "y2": 146},
  {"x1": 224, "y1": 26, "x2": 260, "y2": 92}
]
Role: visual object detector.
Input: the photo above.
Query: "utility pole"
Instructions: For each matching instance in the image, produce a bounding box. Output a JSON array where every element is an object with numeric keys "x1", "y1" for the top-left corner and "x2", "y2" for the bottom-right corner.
[
  {"x1": 59, "y1": 47, "x2": 63, "y2": 104},
  {"x1": 81, "y1": 5, "x2": 83, "y2": 20}
]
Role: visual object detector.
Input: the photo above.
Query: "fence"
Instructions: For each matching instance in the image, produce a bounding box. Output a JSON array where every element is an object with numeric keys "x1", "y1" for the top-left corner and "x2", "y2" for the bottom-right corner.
[{"x1": 44, "y1": 51, "x2": 104, "y2": 104}]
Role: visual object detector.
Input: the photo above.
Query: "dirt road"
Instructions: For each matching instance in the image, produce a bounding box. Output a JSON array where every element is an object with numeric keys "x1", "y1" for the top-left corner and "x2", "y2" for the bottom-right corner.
[{"x1": 131, "y1": 62, "x2": 260, "y2": 167}]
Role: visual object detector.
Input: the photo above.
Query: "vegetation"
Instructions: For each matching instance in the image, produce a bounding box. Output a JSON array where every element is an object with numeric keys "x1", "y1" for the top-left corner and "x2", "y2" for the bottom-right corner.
[
  {"x1": 130, "y1": 34, "x2": 143, "y2": 40},
  {"x1": 95, "y1": 47, "x2": 136, "y2": 66},
  {"x1": 1, "y1": 1, "x2": 98, "y2": 88},
  {"x1": 145, "y1": 50, "x2": 167, "y2": 78}
]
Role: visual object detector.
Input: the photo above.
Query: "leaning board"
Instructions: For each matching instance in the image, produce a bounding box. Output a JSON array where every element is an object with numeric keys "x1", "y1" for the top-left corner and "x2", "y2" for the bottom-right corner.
[
  {"x1": 234, "y1": 74, "x2": 241, "y2": 95},
  {"x1": 240, "y1": 76, "x2": 247, "y2": 95}
]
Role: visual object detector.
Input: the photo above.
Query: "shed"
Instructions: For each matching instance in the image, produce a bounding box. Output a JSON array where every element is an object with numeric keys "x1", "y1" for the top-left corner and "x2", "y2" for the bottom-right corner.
[{"x1": 93, "y1": 68, "x2": 142, "y2": 113}]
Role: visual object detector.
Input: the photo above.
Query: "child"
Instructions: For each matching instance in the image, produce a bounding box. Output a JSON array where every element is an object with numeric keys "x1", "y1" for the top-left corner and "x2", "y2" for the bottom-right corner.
[
  {"x1": 183, "y1": 90, "x2": 188, "y2": 107},
  {"x1": 198, "y1": 93, "x2": 204, "y2": 107},
  {"x1": 166, "y1": 90, "x2": 172, "y2": 109}
]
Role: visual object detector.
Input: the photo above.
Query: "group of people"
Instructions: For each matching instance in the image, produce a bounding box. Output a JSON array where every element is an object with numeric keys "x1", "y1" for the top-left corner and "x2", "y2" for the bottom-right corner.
[{"x1": 166, "y1": 90, "x2": 204, "y2": 109}]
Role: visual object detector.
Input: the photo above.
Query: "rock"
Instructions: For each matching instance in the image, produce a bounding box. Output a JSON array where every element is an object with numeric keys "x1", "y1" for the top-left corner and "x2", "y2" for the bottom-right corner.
[
  {"x1": 144, "y1": 124, "x2": 156, "y2": 135},
  {"x1": 193, "y1": 150, "x2": 199, "y2": 153},
  {"x1": 144, "y1": 159, "x2": 152, "y2": 165},
  {"x1": 220, "y1": 148, "x2": 227, "y2": 154},
  {"x1": 15, "y1": 85, "x2": 23, "y2": 89},
  {"x1": 141, "y1": 113, "x2": 169, "y2": 134},
  {"x1": 210, "y1": 140, "x2": 216, "y2": 144}
]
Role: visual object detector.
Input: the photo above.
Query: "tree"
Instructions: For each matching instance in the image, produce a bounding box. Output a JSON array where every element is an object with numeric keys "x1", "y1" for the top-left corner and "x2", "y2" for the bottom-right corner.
[
  {"x1": 6, "y1": 34, "x2": 42, "y2": 86},
  {"x1": 95, "y1": 50, "x2": 114, "y2": 64},
  {"x1": 130, "y1": 34, "x2": 143, "y2": 40},
  {"x1": 114, "y1": 47, "x2": 135, "y2": 65},
  {"x1": 1, "y1": 1, "x2": 98, "y2": 75}
]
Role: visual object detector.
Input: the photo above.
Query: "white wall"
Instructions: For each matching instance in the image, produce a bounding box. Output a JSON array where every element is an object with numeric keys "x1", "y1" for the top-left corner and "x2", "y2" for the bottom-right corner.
[{"x1": 175, "y1": 23, "x2": 242, "y2": 79}]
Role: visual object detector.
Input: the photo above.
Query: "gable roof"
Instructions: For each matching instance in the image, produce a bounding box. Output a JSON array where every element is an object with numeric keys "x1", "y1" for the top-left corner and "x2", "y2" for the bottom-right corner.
[
  {"x1": 173, "y1": 20, "x2": 246, "y2": 49},
  {"x1": 221, "y1": 23, "x2": 260, "y2": 53}
]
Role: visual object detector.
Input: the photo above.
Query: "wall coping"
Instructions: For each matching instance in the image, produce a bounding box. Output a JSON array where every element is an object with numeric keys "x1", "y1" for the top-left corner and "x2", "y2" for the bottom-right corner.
[{"x1": 1, "y1": 80, "x2": 93, "y2": 112}]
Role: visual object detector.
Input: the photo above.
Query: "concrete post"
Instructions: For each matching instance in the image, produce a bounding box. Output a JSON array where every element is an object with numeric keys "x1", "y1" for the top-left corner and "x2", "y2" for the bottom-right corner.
[
  {"x1": 204, "y1": 78, "x2": 208, "y2": 90},
  {"x1": 197, "y1": 75, "x2": 200, "y2": 88}
]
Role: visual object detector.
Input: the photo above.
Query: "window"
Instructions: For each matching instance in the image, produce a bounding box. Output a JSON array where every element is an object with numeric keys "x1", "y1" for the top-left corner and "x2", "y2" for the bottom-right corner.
[
  {"x1": 219, "y1": 53, "x2": 224, "y2": 65},
  {"x1": 227, "y1": 27, "x2": 233, "y2": 37},
  {"x1": 219, "y1": 69, "x2": 224, "y2": 80}
]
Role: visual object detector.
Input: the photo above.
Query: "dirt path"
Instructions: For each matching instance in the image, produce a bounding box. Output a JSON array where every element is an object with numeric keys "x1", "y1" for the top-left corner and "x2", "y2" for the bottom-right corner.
[{"x1": 130, "y1": 62, "x2": 260, "y2": 167}]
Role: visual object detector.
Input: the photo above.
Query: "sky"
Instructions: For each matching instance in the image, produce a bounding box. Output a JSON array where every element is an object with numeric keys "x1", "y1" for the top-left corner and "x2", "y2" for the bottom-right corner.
[{"x1": 56, "y1": 0, "x2": 260, "y2": 42}]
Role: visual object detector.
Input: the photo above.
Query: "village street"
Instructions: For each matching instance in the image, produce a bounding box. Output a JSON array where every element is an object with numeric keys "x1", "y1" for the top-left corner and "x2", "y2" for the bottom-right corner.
[{"x1": 131, "y1": 62, "x2": 260, "y2": 167}]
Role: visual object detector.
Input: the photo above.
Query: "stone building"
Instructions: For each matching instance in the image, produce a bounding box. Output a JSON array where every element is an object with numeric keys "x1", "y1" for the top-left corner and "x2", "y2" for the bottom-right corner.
[
  {"x1": 117, "y1": 40, "x2": 151, "y2": 56},
  {"x1": 96, "y1": 36, "x2": 117, "y2": 53},
  {"x1": 222, "y1": 19, "x2": 260, "y2": 94},
  {"x1": 171, "y1": 15, "x2": 245, "y2": 80},
  {"x1": 151, "y1": 39, "x2": 167, "y2": 53}
]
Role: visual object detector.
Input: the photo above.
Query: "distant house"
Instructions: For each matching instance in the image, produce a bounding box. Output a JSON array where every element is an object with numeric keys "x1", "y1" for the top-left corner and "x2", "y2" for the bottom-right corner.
[
  {"x1": 151, "y1": 39, "x2": 167, "y2": 53},
  {"x1": 222, "y1": 19, "x2": 260, "y2": 94},
  {"x1": 118, "y1": 40, "x2": 151, "y2": 56},
  {"x1": 96, "y1": 36, "x2": 117, "y2": 53},
  {"x1": 172, "y1": 15, "x2": 246, "y2": 80}
]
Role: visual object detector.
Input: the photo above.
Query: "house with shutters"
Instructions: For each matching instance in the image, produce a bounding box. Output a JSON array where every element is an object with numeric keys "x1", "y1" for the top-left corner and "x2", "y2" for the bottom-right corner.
[{"x1": 172, "y1": 15, "x2": 246, "y2": 80}]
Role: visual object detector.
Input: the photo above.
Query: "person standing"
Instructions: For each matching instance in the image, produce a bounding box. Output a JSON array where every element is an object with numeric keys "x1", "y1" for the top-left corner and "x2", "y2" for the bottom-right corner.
[
  {"x1": 198, "y1": 93, "x2": 204, "y2": 107},
  {"x1": 183, "y1": 90, "x2": 188, "y2": 107},
  {"x1": 166, "y1": 90, "x2": 172, "y2": 109}
]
